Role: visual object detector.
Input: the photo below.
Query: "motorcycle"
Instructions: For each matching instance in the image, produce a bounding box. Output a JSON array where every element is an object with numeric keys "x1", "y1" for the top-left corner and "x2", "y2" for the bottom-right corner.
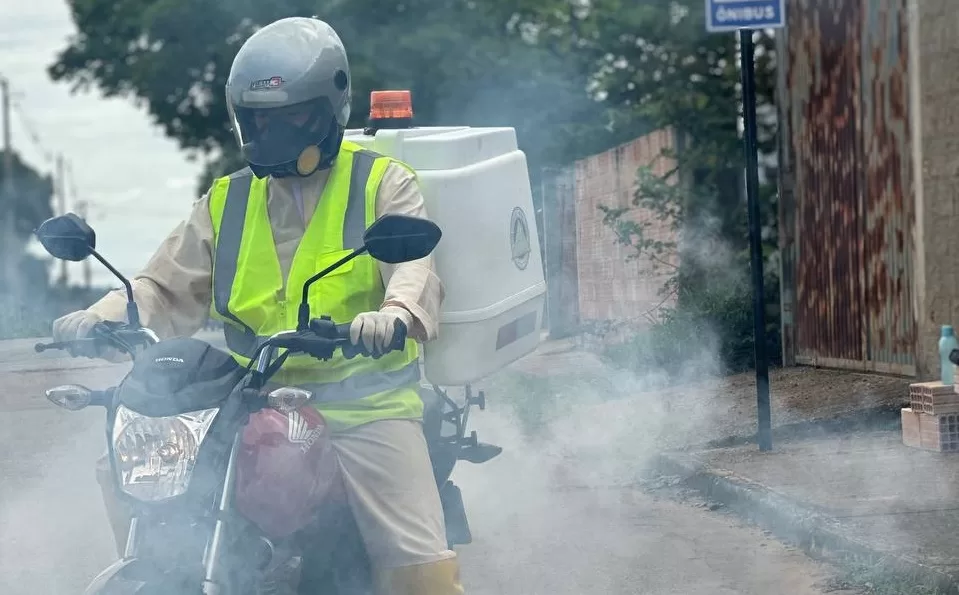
[{"x1": 33, "y1": 211, "x2": 503, "y2": 594}]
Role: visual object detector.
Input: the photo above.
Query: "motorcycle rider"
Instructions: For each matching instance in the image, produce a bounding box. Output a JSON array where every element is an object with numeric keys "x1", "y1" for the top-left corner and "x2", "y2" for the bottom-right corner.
[{"x1": 52, "y1": 16, "x2": 463, "y2": 595}]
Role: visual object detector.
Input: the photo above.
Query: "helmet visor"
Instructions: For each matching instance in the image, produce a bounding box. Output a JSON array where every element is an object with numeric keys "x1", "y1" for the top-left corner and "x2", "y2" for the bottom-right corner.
[{"x1": 231, "y1": 99, "x2": 335, "y2": 168}]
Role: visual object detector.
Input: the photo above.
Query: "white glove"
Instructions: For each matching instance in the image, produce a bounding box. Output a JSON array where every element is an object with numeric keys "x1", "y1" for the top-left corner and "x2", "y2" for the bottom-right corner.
[
  {"x1": 349, "y1": 306, "x2": 413, "y2": 354},
  {"x1": 52, "y1": 310, "x2": 103, "y2": 343},
  {"x1": 51, "y1": 310, "x2": 125, "y2": 362}
]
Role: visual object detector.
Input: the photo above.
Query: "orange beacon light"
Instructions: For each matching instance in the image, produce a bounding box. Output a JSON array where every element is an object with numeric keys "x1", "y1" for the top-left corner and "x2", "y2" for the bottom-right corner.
[{"x1": 365, "y1": 90, "x2": 414, "y2": 134}]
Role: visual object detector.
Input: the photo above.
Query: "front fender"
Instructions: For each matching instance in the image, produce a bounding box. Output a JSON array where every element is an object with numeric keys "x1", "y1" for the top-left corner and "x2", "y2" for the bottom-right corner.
[{"x1": 82, "y1": 558, "x2": 146, "y2": 595}]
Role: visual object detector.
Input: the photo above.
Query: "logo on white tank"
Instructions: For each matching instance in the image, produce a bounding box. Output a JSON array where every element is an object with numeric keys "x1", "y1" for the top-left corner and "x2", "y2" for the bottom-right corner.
[{"x1": 510, "y1": 207, "x2": 531, "y2": 270}]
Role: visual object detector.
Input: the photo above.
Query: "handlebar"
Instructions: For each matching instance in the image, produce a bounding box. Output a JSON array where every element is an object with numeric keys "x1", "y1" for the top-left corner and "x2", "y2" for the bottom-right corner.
[
  {"x1": 34, "y1": 322, "x2": 160, "y2": 358},
  {"x1": 34, "y1": 313, "x2": 408, "y2": 385},
  {"x1": 249, "y1": 315, "x2": 408, "y2": 384},
  {"x1": 323, "y1": 317, "x2": 407, "y2": 359},
  {"x1": 263, "y1": 316, "x2": 407, "y2": 361}
]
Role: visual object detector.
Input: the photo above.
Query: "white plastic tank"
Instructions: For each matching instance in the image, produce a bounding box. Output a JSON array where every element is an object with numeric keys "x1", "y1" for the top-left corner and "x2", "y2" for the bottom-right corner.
[{"x1": 345, "y1": 106, "x2": 545, "y2": 386}]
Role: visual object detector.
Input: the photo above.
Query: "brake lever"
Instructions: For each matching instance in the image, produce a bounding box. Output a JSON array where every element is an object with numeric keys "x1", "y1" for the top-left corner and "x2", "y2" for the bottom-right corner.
[
  {"x1": 34, "y1": 338, "x2": 102, "y2": 357},
  {"x1": 341, "y1": 340, "x2": 371, "y2": 360},
  {"x1": 34, "y1": 321, "x2": 139, "y2": 358},
  {"x1": 34, "y1": 340, "x2": 86, "y2": 353}
]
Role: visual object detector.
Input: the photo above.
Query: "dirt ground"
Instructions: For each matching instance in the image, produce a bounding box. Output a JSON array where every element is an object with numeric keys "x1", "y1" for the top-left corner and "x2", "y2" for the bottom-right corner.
[{"x1": 704, "y1": 365, "x2": 909, "y2": 425}]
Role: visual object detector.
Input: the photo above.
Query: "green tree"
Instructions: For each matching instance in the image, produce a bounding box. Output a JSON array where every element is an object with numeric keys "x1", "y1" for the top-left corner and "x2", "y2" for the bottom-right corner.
[
  {"x1": 48, "y1": 0, "x2": 622, "y2": 194},
  {"x1": 0, "y1": 150, "x2": 56, "y2": 338},
  {"x1": 582, "y1": 2, "x2": 777, "y2": 273},
  {"x1": 556, "y1": 0, "x2": 780, "y2": 371},
  {"x1": 0, "y1": 150, "x2": 55, "y2": 242}
]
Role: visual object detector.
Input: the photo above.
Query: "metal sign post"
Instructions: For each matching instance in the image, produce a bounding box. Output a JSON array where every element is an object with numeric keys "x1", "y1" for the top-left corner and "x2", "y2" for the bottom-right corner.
[{"x1": 705, "y1": 0, "x2": 785, "y2": 452}]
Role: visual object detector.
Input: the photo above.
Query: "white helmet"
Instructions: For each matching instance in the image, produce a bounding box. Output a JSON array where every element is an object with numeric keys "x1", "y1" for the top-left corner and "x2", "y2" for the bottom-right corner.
[{"x1": 225, "y1": 17, "x2": 352, "y2": 178}]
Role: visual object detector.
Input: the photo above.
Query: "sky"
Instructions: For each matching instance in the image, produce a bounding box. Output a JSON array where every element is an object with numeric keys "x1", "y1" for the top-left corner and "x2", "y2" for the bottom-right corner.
[{"x1": 1, "y1": 0, "x2": 204, "y2": 287}]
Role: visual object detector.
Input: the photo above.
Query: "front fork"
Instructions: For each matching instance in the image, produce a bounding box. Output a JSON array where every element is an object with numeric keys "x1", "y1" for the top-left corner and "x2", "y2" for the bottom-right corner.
[
  {"x1": 122, "y1": 517, "x2": 140, "y2": 559},
  {"x1": 202, "y1": 434, "x2": 242, "y2": 595}
]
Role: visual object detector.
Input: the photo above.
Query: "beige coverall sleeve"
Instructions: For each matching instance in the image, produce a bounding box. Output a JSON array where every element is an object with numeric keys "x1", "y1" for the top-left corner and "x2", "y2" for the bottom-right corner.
[
  {"x1": 86, "y1": 192, "x2": 215, "y2": 340},
  {"x1": 85, "y1": 161, "x2": 443, "y2": 343},
  {"x1": 373, "y1": 162, "x2": 445, "y2": 343}
]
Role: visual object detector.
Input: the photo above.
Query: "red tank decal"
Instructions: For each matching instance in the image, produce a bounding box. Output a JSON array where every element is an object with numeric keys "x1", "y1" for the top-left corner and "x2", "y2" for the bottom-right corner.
[{"x1": 234, "y1": 405, "x2": 342, "y2": 539}]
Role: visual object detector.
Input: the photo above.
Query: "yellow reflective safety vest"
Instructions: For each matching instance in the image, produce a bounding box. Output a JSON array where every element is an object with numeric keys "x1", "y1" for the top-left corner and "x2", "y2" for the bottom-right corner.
[{"x1": 207, "y1": 140, "x2": 423, "y2": 431}]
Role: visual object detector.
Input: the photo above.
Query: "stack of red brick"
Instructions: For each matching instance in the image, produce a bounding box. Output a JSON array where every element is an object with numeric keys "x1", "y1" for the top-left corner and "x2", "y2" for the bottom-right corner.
[{"x1": 902, "y1": 381, "x2": 959, "y2": 452}]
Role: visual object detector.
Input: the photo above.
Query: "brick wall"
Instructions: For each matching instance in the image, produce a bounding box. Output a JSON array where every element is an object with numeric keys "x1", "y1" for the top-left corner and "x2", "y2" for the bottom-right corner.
[{"x1": 573, "y1": 129, "x2": 679, "y2": 326}]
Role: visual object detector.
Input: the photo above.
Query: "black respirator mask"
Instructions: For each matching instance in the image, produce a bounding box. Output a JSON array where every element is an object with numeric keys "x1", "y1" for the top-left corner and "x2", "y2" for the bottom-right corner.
[{"x1": 234, "y1": 100, "x2": 345, "y2": 179}]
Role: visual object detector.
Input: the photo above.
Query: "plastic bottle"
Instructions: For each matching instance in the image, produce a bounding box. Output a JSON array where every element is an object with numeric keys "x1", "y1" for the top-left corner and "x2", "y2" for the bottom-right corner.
[{"x1": 939, "y1": 325, "x2": 959, "y2": 385}]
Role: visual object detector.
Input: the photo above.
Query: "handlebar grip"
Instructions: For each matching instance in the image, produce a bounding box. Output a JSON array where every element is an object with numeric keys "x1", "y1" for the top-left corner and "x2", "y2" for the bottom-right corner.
[
  {"x1": 35, "y1": 341, "x2": 66, "y2": 353},
  {"x1": 339, "y1": 318, "x2": 408, "y2": 360},
  {"x1": 341, "y1": 340, "x2": 365, "y2": 360},
  {"x1": 390, "y1": 319, "x2": 408, "y2": 351},
  {"x1": 337, "y1": 321, "x2": 364, "y2": 360}
]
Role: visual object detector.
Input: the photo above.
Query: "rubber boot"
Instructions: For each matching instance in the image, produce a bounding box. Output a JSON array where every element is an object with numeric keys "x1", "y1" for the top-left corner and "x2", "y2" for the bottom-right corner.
[
  {"x1": 373, "y1": 556, "x2": 465, "y2": 595},
  {"x1": 96, "y1": 453, "x2": 134, "y2": 557}
]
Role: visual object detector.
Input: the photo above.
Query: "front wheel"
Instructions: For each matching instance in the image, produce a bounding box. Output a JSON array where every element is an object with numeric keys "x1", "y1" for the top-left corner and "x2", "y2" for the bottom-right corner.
[
  {"x1": 83, "y1": 560, "x2": 210, "y2": 595},
  {"x1": 82, "y1": 560, "x2": 145, "y2": 595},
  {"x1": 86, "y1": 578, "x2": 196, "y2": 595}
]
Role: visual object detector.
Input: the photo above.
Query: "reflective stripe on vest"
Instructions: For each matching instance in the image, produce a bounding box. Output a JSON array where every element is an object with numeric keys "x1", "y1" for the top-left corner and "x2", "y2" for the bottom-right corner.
[
  {"x1": 210, "y1": 150, "x2": 420, "y2": 402},
  {"x1": 273, "y1": 362, "x2": 421, "y2": 403}
]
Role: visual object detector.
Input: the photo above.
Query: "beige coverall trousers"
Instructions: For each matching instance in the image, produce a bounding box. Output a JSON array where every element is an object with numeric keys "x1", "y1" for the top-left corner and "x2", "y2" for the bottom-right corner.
[{"x1": 96, "y1": 419, "x2": 463, "y2": 594}]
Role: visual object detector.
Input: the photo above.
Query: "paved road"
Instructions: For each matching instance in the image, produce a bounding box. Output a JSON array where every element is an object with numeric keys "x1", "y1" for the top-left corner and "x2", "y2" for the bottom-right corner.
[{"x1": 0, "y1": 339, "x2": 855, "y2": 594}]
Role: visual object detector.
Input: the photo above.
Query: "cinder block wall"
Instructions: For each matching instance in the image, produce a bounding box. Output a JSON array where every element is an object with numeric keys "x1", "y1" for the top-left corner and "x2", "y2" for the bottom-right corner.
[{"x1": 910, "y1": 0, "x2": 959, "y2": 378}]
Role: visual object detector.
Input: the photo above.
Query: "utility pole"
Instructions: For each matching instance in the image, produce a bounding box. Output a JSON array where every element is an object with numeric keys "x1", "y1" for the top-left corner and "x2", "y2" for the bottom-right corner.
[
  {"x1": 56, "y1": 153, "x2": 68, "y2": 286},
  {"x1": 76, "y1": 200, "x2": 92, "y2": 290},
  {"x1": 0, "y1": 76, "x2": 20, "y2": 301}
]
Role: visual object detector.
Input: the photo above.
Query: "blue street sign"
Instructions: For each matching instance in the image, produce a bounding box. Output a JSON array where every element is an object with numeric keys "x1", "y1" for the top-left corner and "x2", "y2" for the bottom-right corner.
[{"x1": 705, "y1": 0, "x2": 785, "y2": 32}]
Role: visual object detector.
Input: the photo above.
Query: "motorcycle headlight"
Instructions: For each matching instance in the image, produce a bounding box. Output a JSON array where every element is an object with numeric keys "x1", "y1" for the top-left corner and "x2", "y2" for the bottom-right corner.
[{"x1": 112, "y1": 405, "x2": 219, "y2": 502}]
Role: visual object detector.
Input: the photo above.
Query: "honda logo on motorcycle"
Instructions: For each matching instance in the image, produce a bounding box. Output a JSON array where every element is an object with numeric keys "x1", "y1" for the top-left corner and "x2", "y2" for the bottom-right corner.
[
  {"x1": 287, "y1": 411, "x2": 324, "y2": 453},
  {"x1": 154, "y1": 356, "x2": 185, "y2": 367}
]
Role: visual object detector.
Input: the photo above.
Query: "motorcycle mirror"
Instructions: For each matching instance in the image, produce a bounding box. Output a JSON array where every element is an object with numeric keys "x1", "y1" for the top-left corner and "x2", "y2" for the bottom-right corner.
[
  {"x1": 362, "y1": 214, "x2": 442, "y2": 264},
  {"x1": 35, "y1": 214, "x2": 143, "y2": 328},
  {"x1": 45, "y1": 384, "x2": 94, "y2": 411},
  {"x1": 35, "y1": 214, "x2": 95, "y2": 262},
  {"x1": 295, "y1": 214, "x2": 442, "y2": 330}
]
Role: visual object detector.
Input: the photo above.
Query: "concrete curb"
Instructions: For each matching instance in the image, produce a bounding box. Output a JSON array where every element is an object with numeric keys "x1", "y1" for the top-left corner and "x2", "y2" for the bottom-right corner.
[{"x1": 652, "y1": 451, "x2": 959, "y2": 593}]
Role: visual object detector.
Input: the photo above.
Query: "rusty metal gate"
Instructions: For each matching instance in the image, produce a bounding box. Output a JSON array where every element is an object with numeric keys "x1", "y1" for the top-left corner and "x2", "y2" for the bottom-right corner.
[{"x1": 781, "y1": 0, "x2": 916, "y2": 375}]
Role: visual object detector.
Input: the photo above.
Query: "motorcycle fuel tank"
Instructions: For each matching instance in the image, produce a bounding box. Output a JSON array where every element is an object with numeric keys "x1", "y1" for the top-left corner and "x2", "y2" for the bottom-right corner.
[{"x1": 234, "y1": 405, "x2": 342, "y2": 540}]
